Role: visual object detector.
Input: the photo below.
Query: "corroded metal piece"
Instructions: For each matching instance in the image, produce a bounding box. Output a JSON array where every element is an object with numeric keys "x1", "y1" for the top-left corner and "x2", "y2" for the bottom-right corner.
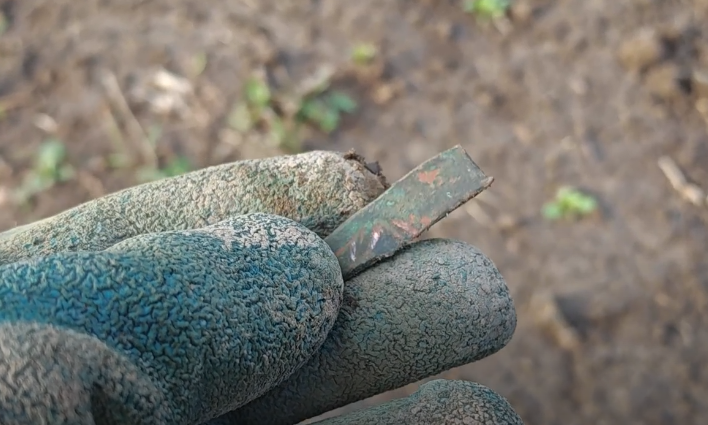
[{"x1": 325, "y1": 145, "x2": 494, "y2": 280}]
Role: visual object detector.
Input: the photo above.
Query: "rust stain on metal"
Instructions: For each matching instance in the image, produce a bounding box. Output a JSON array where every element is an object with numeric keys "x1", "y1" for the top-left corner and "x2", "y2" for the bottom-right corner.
[
  {"x1": 325, "y1": 145, "x2": 495, "y2": 280},
  {"x1": 418, "y1": 169, "x2": 440, "y2": 185},
  {"x1": 420, "y1": 216, "x2": 432, "y2": 228},
  {"x1": 391, "y1": 218, "x2": 418, "y2": 236},
  {"x1": 334, "y1": 244, "x2": 349, "y2": 258}
]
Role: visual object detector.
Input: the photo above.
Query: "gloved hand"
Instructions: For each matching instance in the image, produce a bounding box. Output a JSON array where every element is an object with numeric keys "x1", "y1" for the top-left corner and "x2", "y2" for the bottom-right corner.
[{"x1": 0, "y1": 150, "x2": 522, "y2": 425}]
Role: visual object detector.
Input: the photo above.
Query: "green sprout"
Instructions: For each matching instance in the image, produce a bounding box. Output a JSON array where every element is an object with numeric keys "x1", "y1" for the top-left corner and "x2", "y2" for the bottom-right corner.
[
  {"x1": 297, "y1": 91, "x2": 357, "y2": 134},
  {"x1": 229, "y1": 74, "x2": 358, "y2": 153},
  {"x1": 463, "y1": 0, "x2": 511, "y2": 19},
  {"x1": 351, "y1": 43, "x2": 378, "y2": 65},
  {"x1": 228, "y1": 76, "x2": 301, "y2": 151},
  {"x1": 244, "y1": 78, "x2": 271, "y2": 109},
  {"x1": 14, "y1": 138, "x2": 75, "y2": 204},
  {"x1": 542, "y1": 186, "x2": 598, "y2": 221},
  {"x1": 228, "y1": 77, "x2": 272, "y2": 133}
]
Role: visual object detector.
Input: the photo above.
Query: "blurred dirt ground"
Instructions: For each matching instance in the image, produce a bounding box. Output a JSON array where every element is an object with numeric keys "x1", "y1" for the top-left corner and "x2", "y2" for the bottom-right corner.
[{"x1": 1, "y1": 0, "x2": 708, "y2": 424}]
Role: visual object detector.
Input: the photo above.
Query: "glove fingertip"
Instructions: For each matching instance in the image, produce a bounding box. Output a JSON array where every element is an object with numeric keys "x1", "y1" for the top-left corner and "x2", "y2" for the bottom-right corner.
[{"x1": 312, "y1": 379, "x2": 524, "y2": 425}]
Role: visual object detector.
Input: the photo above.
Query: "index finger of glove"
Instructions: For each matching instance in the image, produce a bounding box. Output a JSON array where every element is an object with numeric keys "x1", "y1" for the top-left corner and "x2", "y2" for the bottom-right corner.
[{"x1": 0, "y1": 151, "x2": 387, "y2": 266}]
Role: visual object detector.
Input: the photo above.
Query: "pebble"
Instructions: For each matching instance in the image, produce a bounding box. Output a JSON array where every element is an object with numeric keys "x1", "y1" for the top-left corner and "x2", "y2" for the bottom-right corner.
[
  {"x1": 691, "y1": 70, "x2": 708, "y2": 99},
  {"x1": 617, "y1": 28, "x2": 664, "y2": 74},
  {"x1": 643, "y1": 63, "x2": 687, "y2": 101}
]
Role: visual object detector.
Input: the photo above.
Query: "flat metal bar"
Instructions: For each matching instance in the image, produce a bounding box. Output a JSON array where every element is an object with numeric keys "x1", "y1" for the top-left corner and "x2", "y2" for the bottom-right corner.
[{"x1": 325, "y1": 145, "x2": 494, "y2": 280}]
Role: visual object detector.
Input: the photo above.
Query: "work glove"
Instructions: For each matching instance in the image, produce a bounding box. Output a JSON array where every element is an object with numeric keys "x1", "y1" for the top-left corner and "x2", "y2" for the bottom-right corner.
[{"x1": 0, "y1": 150, "x2": 522, "y2": 425}]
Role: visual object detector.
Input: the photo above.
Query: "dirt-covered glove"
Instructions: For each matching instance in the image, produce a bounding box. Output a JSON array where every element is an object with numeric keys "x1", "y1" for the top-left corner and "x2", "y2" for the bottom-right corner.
[{"x1": 0, "y1": 151, "x2": 522, "y2": 425}]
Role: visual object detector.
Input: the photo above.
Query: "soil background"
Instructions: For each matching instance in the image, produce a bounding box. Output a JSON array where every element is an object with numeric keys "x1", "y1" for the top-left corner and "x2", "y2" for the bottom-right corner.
[{"x1": 1, "y1": 1, "x2": 708, "y2": 424}]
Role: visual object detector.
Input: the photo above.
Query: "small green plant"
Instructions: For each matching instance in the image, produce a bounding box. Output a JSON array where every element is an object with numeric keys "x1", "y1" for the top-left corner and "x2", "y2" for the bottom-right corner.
[
  {"x1": 351, "y1": 43, "x2": 378, "y2": 65},
  {"x1": 244, "y1": 78, "x2": 271, "y2": 110},
  {"x1": 14, "y1": 138, "x2": 75, "y2": 204},
  {"x1": 228, "y1": 77, "x2": 272, "y2": 133},
  {"x1": 542, "y1": 186, "x2": 598, "y2": 220},
  {"x1": 297, "y1": 91, "x2": 357, "y2": 134},
  {"x1": 463, "y1": 0, "x2": 511, "y2": 19},
  {"x1": 229, "y1": 74, "x2": 358, "y2": 153}
]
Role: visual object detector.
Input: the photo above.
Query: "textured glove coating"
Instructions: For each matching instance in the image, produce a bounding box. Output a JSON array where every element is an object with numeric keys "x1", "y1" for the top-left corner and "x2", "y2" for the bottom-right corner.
[
  {"x1": 313, "y1": 380, "x2": 523, "y2": 425},
  {"x1": 0, "y1": 214, "x2": 343, "y2": 425},
  {"x1": 224, "y1": 239, "x2": 517, "y2": 425},
  {"x1": 0, "y1": 151, "x2": 522, "y2": 425},
  {"x1": 0, "y1": 151, "x2": 386, "y2": 266}
]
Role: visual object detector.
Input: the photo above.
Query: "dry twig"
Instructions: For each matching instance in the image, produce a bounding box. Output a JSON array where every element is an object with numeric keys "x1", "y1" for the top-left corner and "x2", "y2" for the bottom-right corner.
[
  {"x1": 99, "y1": 70, "x2": 158, "y2": 168},
  {"x1": 657, "y1": 155, "x2": 705, "y2": 206}
]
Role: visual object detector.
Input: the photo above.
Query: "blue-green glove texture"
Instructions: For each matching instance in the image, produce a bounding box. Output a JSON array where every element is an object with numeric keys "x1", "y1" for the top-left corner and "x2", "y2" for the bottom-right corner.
[
  {"x1": 0, "y1": 151, "x2": 522, "y2": 425},
  {"x1": 0, "y1": 151, "x2": 387, "y2": 266},
  {"x1": 225, "y1": 238, "x2": 517, "y2": 425},
  {"x1": 312, "y1": 380, "x2": 522, "y2": 425},
  {"x1": 0, "y1": 214, "x2": 343, "y2": 424}
]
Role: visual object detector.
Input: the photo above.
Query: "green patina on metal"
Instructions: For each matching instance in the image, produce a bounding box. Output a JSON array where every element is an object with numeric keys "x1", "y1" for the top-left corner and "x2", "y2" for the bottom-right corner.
[{"x1": 325, "y1": 145, "x2": 494, "y2": 280}]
